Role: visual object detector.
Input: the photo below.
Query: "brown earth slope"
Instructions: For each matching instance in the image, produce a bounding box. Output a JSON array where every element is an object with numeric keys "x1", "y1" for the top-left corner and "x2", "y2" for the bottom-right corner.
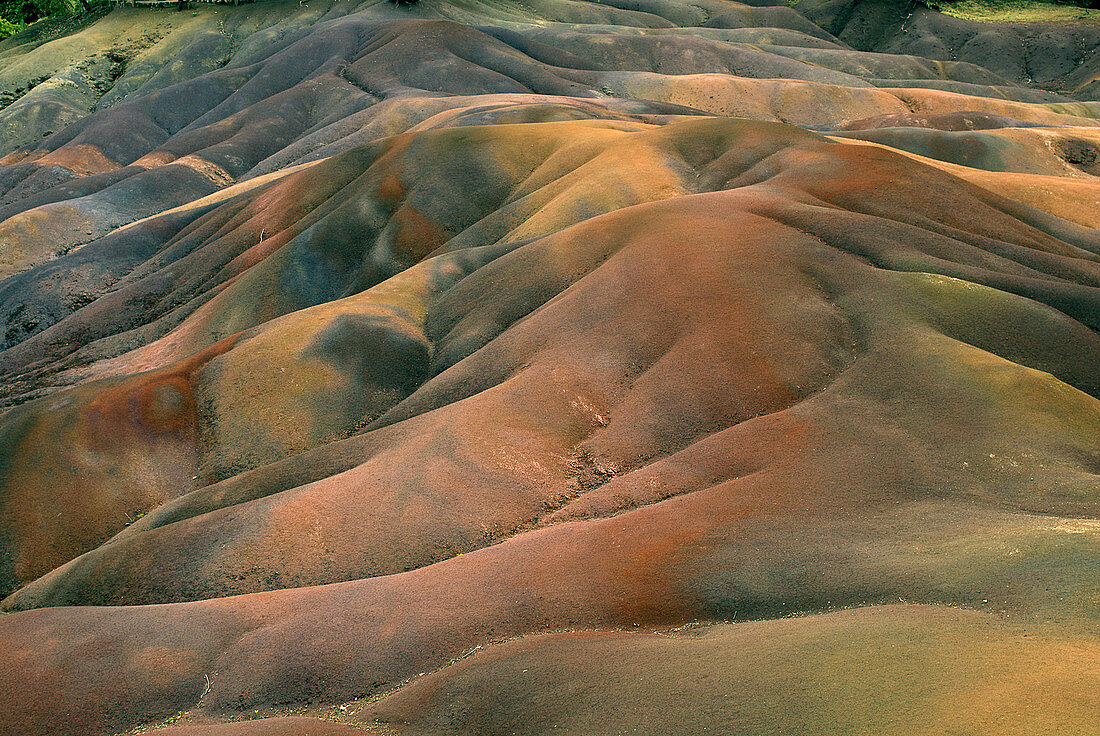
[{"x1": 0, "y1": 1, "x2": 1096, "y2": 735}]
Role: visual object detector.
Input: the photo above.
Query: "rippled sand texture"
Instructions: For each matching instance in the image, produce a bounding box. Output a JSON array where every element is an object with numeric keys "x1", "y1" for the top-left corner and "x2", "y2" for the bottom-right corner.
[{"x1": 0, "y1": 0, "x2": 1097, "y2": 734}]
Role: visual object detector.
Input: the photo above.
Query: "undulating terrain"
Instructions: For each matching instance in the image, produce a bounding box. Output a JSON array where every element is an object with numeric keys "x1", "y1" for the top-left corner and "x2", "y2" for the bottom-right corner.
[{"x1": 0, "y1": 0, "x2": 1097, "y2": 733}]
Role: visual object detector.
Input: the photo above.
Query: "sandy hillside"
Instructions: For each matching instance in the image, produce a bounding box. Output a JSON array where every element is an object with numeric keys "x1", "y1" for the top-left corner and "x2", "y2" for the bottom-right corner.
[{"x1": 0, "y1": 0, "x2": 1097, "y2": 734}]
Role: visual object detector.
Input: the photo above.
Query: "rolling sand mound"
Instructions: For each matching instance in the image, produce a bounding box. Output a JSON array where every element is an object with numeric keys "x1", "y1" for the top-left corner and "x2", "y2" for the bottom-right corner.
[{"x1": 0, "y1": 1, "x2": 1096, "y2": 734}]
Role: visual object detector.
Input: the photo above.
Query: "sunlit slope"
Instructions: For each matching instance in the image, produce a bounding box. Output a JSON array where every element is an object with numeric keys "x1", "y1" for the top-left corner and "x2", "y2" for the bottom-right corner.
[{"x1": 0, "y1": 1, "x2": 1096, "y2": 735}]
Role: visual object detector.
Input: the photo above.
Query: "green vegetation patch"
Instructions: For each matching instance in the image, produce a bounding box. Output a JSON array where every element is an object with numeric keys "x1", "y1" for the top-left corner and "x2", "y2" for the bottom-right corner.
[
  {"x1": 0, "y1": 15, "x2": 19, "y2": 39},
  {"x1": 926, "y1": 0, "x2": 1099, "y2": 22},
  {"x1": 0, "y1": 0, "x2": 110, "y2": 41}
]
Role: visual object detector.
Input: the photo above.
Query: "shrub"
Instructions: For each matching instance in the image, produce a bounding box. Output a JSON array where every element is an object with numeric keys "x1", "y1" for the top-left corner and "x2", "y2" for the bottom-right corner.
[{"x1": 0, "y1": 14, "x2": 19, "y2": 39}]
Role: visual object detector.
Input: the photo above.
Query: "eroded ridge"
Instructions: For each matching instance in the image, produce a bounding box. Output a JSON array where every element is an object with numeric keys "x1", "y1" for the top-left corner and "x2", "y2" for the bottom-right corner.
[{"x1": 0, "y1": 1, "x2": 1097, "y2": 735}]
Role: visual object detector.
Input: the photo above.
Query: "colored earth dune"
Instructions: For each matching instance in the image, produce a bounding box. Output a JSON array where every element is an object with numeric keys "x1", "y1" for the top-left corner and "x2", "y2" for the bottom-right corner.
[{"x1": 0, "y1": 0, "x2": 1097, "y2": 734}]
